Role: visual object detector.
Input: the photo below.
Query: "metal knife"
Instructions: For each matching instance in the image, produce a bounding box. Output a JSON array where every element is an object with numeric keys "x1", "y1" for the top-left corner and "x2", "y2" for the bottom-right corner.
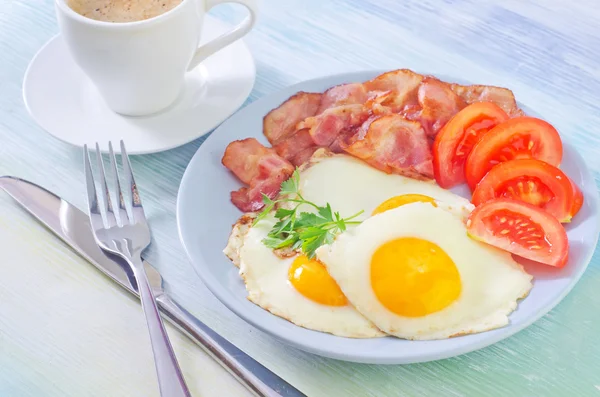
[{"x1": 0, "y1": 175, "x2": 305, "y2": 397}]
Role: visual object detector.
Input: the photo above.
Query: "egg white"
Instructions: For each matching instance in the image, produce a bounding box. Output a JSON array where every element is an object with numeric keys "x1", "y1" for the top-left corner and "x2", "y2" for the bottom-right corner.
[
  {"x1": 296, "y1": 152, "x2": 474, "y2": 221},
  {"x1": 237, "y1": 215, "x2": 386, "y2": 338},
  {"x1": 315, "y1": 202, "x2": 533, "y2": 340}
]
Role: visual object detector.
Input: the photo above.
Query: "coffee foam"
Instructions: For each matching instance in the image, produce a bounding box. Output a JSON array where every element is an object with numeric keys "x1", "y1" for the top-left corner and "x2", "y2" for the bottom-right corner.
[{"x1": 67, "y1": 0, "x2": 182, "y2": 23}]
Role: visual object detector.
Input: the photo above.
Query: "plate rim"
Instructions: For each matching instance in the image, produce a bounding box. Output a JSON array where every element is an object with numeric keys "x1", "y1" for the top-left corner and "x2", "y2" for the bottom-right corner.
[{"x1": 176, "y1": 69, "x2": 600, "y2": 364}]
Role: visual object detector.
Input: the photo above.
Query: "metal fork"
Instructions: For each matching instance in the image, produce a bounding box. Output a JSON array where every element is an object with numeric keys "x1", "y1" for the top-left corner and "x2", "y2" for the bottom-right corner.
[{"x1": 84, "y1": 141, "x2": 191, "y2": 397}]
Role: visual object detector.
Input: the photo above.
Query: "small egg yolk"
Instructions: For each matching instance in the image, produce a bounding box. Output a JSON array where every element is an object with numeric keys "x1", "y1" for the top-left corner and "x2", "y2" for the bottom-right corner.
[
  {"x1": 288, "y1": 255, "x2": 348, "y2": 306},
  {"x1": 370, "y1": 237, "x2": 461, "y2": 317},
  {"x1": 372, "y1": 194, "x2": 437, "y2": 215}
]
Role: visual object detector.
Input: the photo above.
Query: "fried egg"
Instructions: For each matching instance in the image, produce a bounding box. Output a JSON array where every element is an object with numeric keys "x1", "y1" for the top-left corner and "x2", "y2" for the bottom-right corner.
[
  {"x1": 315, "y1": 202, "x2": 533, "y2": 340},
  {"x1": 296, "y1": 151, "x2": 474, "y2": 221},
  {"x1": 235, "y1": 215, "x2": 385, "y2": 338}
]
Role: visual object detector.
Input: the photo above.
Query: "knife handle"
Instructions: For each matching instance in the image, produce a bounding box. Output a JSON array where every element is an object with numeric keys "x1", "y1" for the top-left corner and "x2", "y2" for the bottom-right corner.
[{"x1": 155, "y1": 295, "x2": 305, "y2": 397}]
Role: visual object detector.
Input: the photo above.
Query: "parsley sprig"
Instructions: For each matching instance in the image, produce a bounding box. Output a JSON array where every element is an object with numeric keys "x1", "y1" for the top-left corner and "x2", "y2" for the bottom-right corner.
[{"x1": 252, "y1": 169, "x2": 364, "y2": 258}]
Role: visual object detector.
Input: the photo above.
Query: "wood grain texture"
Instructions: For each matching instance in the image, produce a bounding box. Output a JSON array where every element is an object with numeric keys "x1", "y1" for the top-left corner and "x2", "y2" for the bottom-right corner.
[{"x1": 1, "y1": 0, "x2": 600, "y2": 396}]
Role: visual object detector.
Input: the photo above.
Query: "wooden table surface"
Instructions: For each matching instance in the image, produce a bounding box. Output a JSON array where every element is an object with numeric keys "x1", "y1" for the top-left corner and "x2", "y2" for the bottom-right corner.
[{"x1": 1, "y1": 0, "x2": 600, "y2": 396}]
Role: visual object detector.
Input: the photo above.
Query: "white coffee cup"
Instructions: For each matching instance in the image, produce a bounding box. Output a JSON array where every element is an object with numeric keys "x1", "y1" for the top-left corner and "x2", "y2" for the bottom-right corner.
[{"x1": 55, "y1": 0, "x2": 258, "y2": 116}]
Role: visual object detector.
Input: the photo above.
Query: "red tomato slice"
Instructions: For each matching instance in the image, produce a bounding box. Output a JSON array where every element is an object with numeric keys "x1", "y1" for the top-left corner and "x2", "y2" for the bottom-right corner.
[
  {"x1": 433, "y1": 102, "x2": 509, "y2": 188},
  {"x1": 467, "y1": 198, "x2": 569, "y2": 268},
  {"x1": 465, "y1": 117, "x2": 563, "y2": 190},
  {"x1": 471, "y1": 159, "x2": 576, "y2": 222},
  {"x1": 569, "y1": 178, "x2": 584, "y2": 218}
]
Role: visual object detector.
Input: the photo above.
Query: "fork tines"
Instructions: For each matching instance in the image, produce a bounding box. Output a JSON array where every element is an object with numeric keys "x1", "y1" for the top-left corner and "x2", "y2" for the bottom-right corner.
[{"x1": 84, "y1": 141, "x2": 147, "y2": 229}]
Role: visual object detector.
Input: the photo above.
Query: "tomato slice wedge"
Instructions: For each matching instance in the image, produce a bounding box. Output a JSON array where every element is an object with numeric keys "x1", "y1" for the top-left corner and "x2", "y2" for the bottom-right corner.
[
  {"x1": 569, "y1": 178, "x2": 584, "y2": 218},
  {"x1": 465, "y1": 117, "x2": 563, "y2": 190},
  {"x1": 471, "y1": 159, "x2": 577, "y2": 222},
  {"x1": 467, "y1": 198, "x2": 569, "y2": 268},
  {"x1": 433, "y1": 102, "x2": 509, "y2": 188}
]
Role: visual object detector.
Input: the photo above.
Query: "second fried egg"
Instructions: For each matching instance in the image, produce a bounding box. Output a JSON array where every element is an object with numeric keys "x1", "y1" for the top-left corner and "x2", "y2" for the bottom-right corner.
[{"x1": 316, "y1": 202, "x2": 533, "y2": 340}]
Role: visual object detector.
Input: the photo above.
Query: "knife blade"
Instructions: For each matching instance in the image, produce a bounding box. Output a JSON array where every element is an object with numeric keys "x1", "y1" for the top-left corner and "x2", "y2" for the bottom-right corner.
[{"x1": 0, "y1": 175, "x2": 304, "y2": 397}]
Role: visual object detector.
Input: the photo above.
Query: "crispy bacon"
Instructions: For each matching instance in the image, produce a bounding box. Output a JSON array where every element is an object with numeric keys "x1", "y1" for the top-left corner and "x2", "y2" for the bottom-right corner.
[
  {"x1": 225, "y1": 69, "x2": 526, "y2": 212},
  {"x1": 343, "y1": 114, "x2": 433, "y2": 179},
  {"x1": 272, "y1": 104, "x2": 371, "y2": 167},
  {"x1": 450, "y1": 84, "x2": 522, "y2": 117},
  {"x1": 337, "y1": 114, "x2": 379, "y2": 150},
  {"x1": 317, "y1": 83, "x2": 369, "y2": 113},
  {"x1": 410, "y1": 78, "x2": 466, "y2": 137},
  {"x1": 291, "y1": 147, "x2": 320, "y2": 167},
  {"x1": 222, "y1": 138, "x2": 294, "y2": 212},
  {"x1": 263, "y1": 92, "x2": 322, "y2": 145},
  {"x1": 273, "y1": 128, "x2": 316, "y2": 162},
  {"x1": 364, "y1": 69, "x2": 424, "y2": 109},
  {"x1": 329, "y1": 123, "x2": 365, "y2": 153},
  {"x1": 297, "y1": 104, "x2": 371, "y2": 147}
]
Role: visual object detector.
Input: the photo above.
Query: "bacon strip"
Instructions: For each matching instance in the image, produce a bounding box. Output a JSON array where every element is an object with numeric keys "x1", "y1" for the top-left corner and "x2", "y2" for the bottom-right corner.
[
  {"x1": 343, "y1": 114, "x2": 433, "y2": 179},
  {"x1": 363, "y1": 69, "x2": 424, "y2": 109},
  {"x1": 298, "y1": 104, "x2": 371, "y2": 147},
  {"x1": 317, "y1": 83, "x2": 369, "y2": 113},
  {"x1": 450, "y1": 84, "x2": 522, "y2": 117},
  {"x1": 290, "y1": 147, "x2": 320, "y2": 167},
  {"x1": 409, "y1": 78, "x2": 466, "y2": 137},
  {"x1": 336, "y1": 114, "x2": 379, "y2": 150},
  {"x1": 263, "y1": 92, "x2": 322, "y2": 145},
  {"x1": 273, "y1": 128, "x2": 316, "y2": 163},
  {"x1": 222, "y1": 138, "x2": 294, "y2": 212}
]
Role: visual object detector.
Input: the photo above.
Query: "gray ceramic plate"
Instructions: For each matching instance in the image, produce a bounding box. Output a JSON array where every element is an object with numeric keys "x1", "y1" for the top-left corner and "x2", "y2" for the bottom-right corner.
[{"x1": 176, "y1": 71, "x2": 600, "y2": 364}]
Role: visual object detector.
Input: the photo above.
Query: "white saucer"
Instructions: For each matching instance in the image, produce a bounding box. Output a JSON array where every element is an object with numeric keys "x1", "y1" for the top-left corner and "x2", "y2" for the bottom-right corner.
[{"x1": 23, "y1": 16, "x2": 256, "y2": 155}]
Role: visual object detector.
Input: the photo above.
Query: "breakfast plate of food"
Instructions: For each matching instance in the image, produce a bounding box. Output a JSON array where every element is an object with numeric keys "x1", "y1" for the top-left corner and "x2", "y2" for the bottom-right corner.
[{"x1": 177, "y1": 69, "x2": 599, "y2": 364}]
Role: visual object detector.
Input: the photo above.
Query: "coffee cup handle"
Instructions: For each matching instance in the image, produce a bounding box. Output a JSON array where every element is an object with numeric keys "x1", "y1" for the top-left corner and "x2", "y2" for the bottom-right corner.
[{"x1": 187, "y1": 0, "x2": 258, "y2": 71}]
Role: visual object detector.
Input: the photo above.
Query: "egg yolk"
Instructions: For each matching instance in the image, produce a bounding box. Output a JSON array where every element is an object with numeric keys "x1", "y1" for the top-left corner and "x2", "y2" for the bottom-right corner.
[
  {"x1": 370, "y1": 237, "x2": 461, "y2": 317},
  {"x1": 372, "y1": 194, "x2": 437, "y2": 215},
  {"x1": 288, "y1": 255, "x2": 348, "y2": 306}
]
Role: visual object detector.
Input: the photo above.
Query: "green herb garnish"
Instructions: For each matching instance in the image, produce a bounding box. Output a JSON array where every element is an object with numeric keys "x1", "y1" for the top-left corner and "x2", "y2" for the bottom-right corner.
[{"x1": 253, "y1": 169, "x2": 364, "y2": 258}]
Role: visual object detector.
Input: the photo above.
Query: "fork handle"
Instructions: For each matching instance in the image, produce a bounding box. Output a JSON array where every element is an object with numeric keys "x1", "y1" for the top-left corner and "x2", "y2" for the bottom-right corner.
[{"x1": 132, "y1": 256, "x2": 192, "y2": 397}]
